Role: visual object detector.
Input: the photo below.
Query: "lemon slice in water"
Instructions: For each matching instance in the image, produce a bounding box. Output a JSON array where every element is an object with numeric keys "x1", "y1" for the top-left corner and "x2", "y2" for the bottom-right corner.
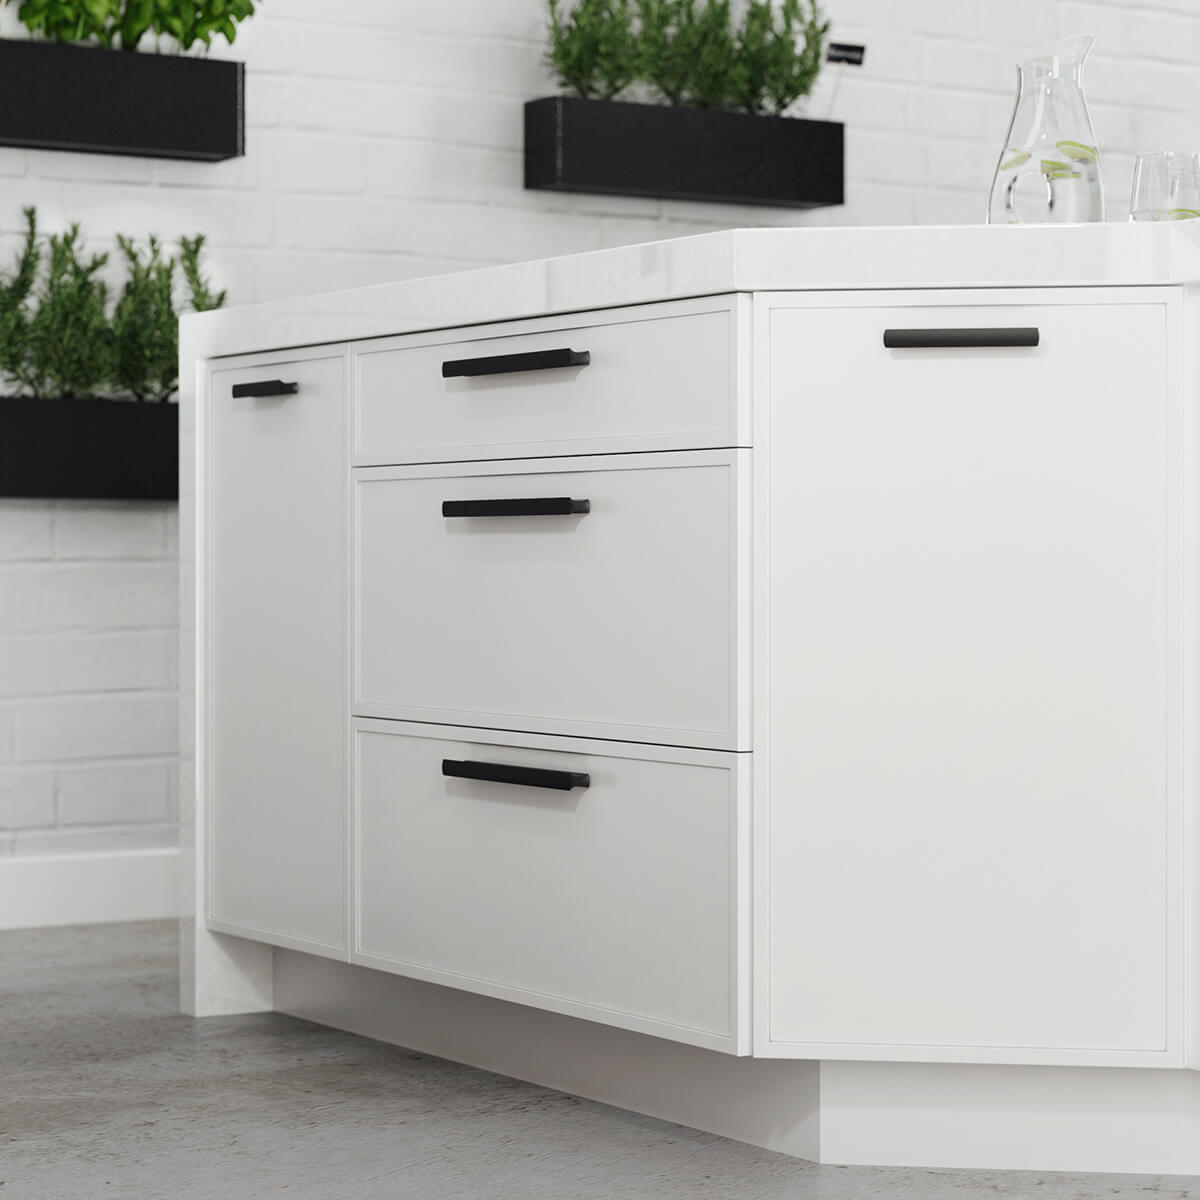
[
  {"x1": 1040, "y1": 158, "x2": 1080, "y2": 180},
  {"x1": 1056, "y1": 140, "x2": 1098, "y2": 161}
]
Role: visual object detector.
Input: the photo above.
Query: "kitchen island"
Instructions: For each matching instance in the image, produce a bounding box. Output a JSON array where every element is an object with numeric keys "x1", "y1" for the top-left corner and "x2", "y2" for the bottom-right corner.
[{"x1": 180, "y1": 224, "x2": 1200, "y2": 1174}]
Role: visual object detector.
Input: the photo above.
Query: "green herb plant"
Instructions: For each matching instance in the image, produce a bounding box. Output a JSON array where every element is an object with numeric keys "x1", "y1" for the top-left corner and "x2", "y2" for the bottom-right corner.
[
  {"x1": 179, "y1": 234, "x2": 226, "y2": 312},
  {"x1": 16, "y1": 223, "x2": 114, "y2": 400},
  {"x1": 111, "y1": 236, "x2": 176, "y2": 401},
  {"x1": 1, "y1": 0, "x2": 258, "y2": 50},
  {"x1": 637, "y1": 0, "x2": 736, "y2": 109},
  {"x1": 549, "y1": 0, "x2": 828, "y2": 114},
  {"x1": 733, "y1": 0, "x2": 829, "y2": 115},
  {"x1": 0, "y1": 208, "x2": 225, "y2": 401},
  {"x1": 0, "y1": 208, "x2": 40, "y2": 389},
  {"x1": 5, "y1": 0, "x2": 115, "y2": 44},
  {"x1": 547, "y1": 0, "x2": 637, "y2": 100}
]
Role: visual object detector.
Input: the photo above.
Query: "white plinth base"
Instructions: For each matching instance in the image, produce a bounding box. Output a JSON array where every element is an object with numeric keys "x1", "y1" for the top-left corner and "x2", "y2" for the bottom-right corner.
[
  {"x1": 269, "y1": 951, "x2": 1200, "y2": 1178},
  {"x1": 820, "y1": 1061, "x2": 1200, "y2": 1176},
  {"x1": 273, "y1": 949, "x2": 821, "y2": 1161}
]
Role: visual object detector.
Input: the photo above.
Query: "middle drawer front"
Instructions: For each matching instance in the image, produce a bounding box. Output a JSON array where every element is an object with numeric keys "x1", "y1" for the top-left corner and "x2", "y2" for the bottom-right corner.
[
  {"x1": 353, "y1": 719, "x2": 749, "y2": 1053},
  {"x1": 355, "y1": 450, "x2": 749, "y2": 750}
]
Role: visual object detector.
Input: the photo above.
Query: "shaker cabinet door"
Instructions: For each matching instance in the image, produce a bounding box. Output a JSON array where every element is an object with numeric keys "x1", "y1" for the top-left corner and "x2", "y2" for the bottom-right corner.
[
  {"x1": 206, "y1": 350, "x2": 348, "y2": 958},
  {"x1": 759, "y1": 291, "x2": 1183, "y2": 1065}
]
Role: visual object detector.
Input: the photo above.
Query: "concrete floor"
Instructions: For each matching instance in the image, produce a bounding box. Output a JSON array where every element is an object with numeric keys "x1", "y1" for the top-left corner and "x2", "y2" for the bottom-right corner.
[{"x1": 3, "y1": 924, "x2": 1200, "y2": 1200}]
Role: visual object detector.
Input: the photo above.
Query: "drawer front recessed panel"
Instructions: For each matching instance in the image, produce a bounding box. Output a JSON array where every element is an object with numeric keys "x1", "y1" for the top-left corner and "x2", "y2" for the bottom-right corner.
[
  {"x1": 352, "y1": 298, "x2": 742, "y2": 465},
  {"x1": 353, "y1": 720, "x2": 748, "y2": 1053},
  {"x1": 355, "y1": 450, "x2": 748, "y2": 750}
]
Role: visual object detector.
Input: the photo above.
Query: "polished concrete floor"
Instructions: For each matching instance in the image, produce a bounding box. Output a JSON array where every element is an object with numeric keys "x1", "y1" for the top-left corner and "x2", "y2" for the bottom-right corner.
[{"x1": 3, "y1": 921, "x2": 1200, "y2": 1199}]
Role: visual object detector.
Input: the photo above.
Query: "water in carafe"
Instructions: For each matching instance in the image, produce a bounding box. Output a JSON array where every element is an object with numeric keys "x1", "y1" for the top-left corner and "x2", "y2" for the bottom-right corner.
[{"x1": 987, "y1": 34, "x2": 1105, "y2": 224}]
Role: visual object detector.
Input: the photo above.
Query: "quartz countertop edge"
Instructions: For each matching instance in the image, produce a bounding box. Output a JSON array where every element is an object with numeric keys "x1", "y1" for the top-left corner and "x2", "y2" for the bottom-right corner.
[{"x1": 182, "y1": 223, "x2": 1200, "y2": 361}]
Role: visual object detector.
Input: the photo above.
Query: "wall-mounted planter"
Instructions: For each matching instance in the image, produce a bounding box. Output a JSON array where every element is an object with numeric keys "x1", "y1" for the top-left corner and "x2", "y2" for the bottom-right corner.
[
  {"x1": 0, "y1": 39, "x2": 243, "y2": 161},
  {"x1": 524, "y1": 95, "x2": 843, "y2": 209},
  {"x1": 0, "y1": 397, "x2": 178, "y2": 501}
]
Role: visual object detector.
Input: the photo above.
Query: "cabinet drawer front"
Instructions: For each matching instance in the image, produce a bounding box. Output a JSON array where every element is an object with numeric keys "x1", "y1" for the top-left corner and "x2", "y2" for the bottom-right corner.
[
  {"x1": 352, "y1": 298, "x2": 741, "y2": 464},
  {"x1": 355, "y1": 450, "x2": 748, "y2": 749},
  {"x1": 353, "y1": 720, "x2": 747, "y2": 1052}
]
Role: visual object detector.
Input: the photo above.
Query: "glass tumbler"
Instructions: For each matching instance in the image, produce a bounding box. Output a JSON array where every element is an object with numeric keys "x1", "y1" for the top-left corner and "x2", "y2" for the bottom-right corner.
[{"x1": 1129, "y1": 151, "x2": 1200, "y2": 221}]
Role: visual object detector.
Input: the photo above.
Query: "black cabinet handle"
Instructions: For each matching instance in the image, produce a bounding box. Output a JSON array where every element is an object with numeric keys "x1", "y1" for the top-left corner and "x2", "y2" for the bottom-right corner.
[
  {"x1": 442, "y1": 348, "x2": 590, "y2": 378},
  {"x1": 442, "y1": 497, "x2": 590, "y2": 518},
  {"x1": 231, "y1": 379, "x2": 300, "y2": 398},
  {"x1": 443, "y1": 759, "x2": 590, "y2": 792},
  {"x1": 883, "y1": 327, "x2": 1039, "y2": 349}
]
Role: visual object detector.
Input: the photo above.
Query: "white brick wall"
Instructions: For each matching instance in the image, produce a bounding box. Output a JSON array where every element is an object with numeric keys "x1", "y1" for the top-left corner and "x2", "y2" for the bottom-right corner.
[
  {"x1": 0, "y1": 0, "x2": 1198, "y2": 863},
  {"x1": 0, "y1": 503, "x2": 177, "y2": 859}
]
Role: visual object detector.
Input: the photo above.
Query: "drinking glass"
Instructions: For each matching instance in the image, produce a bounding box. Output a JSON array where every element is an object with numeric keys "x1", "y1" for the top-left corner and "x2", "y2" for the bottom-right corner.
[{"x1": 1129, "y1": 151, "x2": 1200, "y2": 221}]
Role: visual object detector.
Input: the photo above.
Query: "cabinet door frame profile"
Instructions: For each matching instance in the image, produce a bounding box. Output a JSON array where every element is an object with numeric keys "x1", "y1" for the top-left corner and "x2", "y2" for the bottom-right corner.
[{"x1": 750, "y1": 285, "x2": 1190, "y2": 1068}]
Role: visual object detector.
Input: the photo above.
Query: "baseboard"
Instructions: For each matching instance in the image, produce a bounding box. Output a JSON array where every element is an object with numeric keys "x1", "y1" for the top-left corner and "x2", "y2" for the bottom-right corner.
[
  {"x1": 819, "y1": 1060, "x2": 1200, "y2": 1175},
  {"x1": 0, "y1": 847, "x2": 179, "y2": 930},
  {"x1": 269, "y1": 947, "x2": 1200, "y2": 1176},
  {"x1": 273, "y1": 948, "x2": 821, "y2": 1162}
]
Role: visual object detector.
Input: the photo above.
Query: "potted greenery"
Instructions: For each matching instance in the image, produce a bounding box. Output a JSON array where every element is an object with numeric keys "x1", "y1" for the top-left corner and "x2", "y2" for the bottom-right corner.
[
  {"x1": 0, "y1": 0, "x2": 257, "y2": 161},
  {"x1": 525, "y1": 0, "x2": 842, "y2": 208},
  {"x1": 0, "y1": 207, "x2": 224, "y2": 500}
]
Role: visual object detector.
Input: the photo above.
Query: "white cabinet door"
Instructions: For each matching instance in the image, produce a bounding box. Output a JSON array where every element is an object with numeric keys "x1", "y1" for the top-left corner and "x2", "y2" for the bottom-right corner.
[
  {"x1": 207, "y1": 350, "x2": 348, "y2": 958},
  {"x1": 759, "y1": 291, "x2": 1183, "y2": 1065},
  {"x1": 353, "y1": 719, "x2": 749, "y2": 1053}
]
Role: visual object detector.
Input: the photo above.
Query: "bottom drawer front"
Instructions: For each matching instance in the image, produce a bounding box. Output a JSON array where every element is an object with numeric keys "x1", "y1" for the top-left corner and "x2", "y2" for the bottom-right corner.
[{"x1": 355, "y1": 722, "x2": 744, "y2": 1050}]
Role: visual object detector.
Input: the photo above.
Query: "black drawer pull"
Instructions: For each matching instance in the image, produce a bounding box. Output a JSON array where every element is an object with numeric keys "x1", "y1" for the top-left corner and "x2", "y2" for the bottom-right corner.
[
  {"x1": 883, "y1": 327, "x2": 1039, "y2": 350},
  {"x1": 231, "y1": 379, "x2": 300, "y2": 398},
  {"x1": 442, "y1": 497, "x2": 590, "y2": 518},
  {"x1": 443, "y1": 759, "x2": 590, "y2": 792},
  {"x1": 442, "y1": 348, "x2": 590, "y2": 378}
]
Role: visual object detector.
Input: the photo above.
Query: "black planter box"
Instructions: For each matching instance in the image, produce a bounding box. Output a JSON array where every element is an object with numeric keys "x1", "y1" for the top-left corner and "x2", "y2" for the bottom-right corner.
[
  {"x1": 0, "y1": 397, "x2": 178, "y2": 501},
  {"x1": 525, "y1": 95, "x2": 842, "y2": 208},
  {"x1": 0, "y1": 39, "x2": 243, "y2": 161}
]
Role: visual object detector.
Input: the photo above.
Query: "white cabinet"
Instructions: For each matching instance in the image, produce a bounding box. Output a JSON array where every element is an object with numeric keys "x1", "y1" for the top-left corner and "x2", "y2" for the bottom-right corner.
[
  {"x1": 198, "y1": 273, "x2": 1190, "y2": 1067},
  {"x1": 353, "y1": 720, "x2": 749, "y2": 1053},
  {"x1": 756, "y1": 290, "x2": 1184, "y2": 1065},
  {"x1": 206, "y1": 349, "x2": 349, "y2": 958},
  {"x1": 345, "y1": 297, "x2": 752, "y2": 1047}
]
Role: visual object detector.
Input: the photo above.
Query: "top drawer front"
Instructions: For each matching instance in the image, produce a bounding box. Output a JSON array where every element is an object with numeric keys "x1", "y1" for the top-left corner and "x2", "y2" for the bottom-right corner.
[{"x1": 353, "y1": 297, "x2": 742, "y2": 465}]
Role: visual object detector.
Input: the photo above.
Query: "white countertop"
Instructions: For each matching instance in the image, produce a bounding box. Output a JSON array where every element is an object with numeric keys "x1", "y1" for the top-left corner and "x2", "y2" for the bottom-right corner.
[{"x1": 183, "y1": 222, "x2": 1200, "y2": 360}]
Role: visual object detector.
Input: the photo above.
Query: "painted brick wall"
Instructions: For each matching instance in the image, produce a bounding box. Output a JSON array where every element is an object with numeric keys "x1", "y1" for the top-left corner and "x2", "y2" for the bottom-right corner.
[
  {"x1": 0, "y1": 502, "x2": 178, "y2": 858},
  {"x1": 0, "y1": 0, "x2": 1197, "y2": 862}
]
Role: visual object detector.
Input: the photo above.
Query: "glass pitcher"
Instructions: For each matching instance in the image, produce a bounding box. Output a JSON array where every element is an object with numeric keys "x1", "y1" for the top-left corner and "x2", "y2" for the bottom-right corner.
[{"x1": 987, "y1": 35, "x2": 1105, "y2": 224}]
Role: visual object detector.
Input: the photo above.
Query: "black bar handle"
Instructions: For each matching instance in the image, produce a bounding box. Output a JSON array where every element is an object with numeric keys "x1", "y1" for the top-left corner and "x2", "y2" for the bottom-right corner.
[
  {"x1": 442, "y1": 497, "x2": 590, "y2": 518},
  {"x1": 443, "y1": 759, "x2": 590, "y2": 792},
  {"x1": 883, "y1": 327, "x2": 1039, "y2": 349},
  {"x1": 231, "y1": 379, "x2": 300, "y2": 398},
  {"x1": 442, "y1": 348, "x2": 590, "y2": 378}
]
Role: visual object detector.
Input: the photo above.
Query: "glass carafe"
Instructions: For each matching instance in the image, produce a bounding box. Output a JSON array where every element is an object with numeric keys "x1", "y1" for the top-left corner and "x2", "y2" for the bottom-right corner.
[{"x1": 987, "y1": 35, "x2": 1105, "y2": 224}]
